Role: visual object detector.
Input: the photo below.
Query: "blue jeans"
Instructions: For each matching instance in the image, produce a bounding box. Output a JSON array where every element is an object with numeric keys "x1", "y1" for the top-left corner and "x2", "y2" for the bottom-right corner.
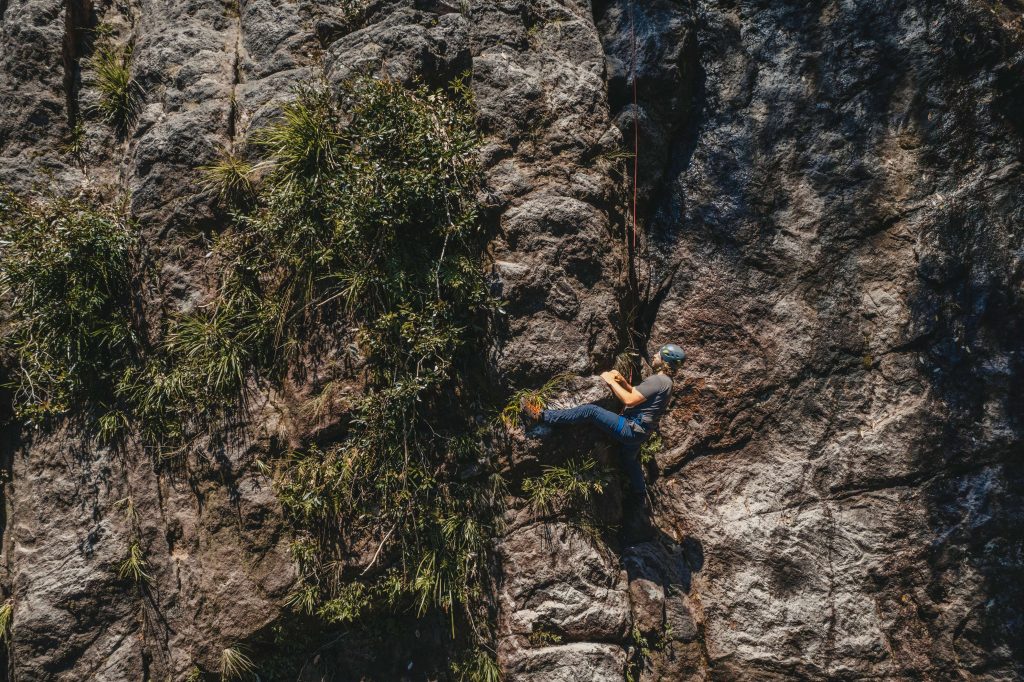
[{"x1": 541, "y1": 404, "x2": 648, "y2": 498}]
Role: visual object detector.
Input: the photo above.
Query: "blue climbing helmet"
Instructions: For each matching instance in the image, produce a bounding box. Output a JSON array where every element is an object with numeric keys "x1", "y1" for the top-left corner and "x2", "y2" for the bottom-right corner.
[{"x1": 657, "y1": 343, "x2": 686, "y2": 367}]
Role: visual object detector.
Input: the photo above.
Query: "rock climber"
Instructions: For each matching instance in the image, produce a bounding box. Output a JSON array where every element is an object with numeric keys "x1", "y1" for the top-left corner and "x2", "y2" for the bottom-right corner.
[{"x1": 521, "y1": 343, "x2": 685, "y2": 508}]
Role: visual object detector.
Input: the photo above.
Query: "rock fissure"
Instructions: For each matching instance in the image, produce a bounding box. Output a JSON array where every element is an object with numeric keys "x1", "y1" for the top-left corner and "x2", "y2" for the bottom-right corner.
[{"x1": 61, "y1": 0, "x2": 92, "y2": 127}]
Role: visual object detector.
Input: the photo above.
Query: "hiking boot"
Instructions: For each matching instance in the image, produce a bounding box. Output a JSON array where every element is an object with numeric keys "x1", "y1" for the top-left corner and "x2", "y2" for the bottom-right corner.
[{"x1": 520, "y1": 397, "x2": 543, "y2": 423}]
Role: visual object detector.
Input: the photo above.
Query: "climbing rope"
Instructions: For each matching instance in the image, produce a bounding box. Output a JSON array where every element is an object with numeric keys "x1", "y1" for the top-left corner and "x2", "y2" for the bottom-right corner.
[
  {"x1": 629, "y1": 0, "x2": 639, "y2": 253},
  {"x1": 628, "y1": 0, "x2": 641, "y2": 384}
]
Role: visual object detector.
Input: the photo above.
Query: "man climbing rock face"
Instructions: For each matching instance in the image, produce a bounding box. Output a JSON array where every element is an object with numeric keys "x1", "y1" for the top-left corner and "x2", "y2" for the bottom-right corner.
[{"x1": 521, "y1": 343, "x2": 685, "y2": 503}]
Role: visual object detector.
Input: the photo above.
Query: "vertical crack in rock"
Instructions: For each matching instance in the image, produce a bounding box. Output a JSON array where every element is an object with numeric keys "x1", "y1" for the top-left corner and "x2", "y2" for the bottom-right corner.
[
  {"x1": 594, "y1": 0, "x2": 701, "y2": 359},
  {"x1": 823, "y1": 503, "x2": 837, "y2": 676},
  {"x1": 61, "y1": 0, "x2": 93, "y2": 126},
  {"x1": 227, "y1": 0, "x2": 242, "y2": 147}
]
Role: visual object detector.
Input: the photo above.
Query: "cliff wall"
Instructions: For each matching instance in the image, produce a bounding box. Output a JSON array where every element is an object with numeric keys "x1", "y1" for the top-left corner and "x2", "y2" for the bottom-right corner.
[{"x1": 0, "y1": 0, "x2": 1021, "y2": 680}]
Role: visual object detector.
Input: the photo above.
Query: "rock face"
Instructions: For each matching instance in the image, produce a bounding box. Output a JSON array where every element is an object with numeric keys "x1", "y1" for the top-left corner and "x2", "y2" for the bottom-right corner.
[{"x1": 1, "y1": 0, "x2": 1022, "y2": 681}]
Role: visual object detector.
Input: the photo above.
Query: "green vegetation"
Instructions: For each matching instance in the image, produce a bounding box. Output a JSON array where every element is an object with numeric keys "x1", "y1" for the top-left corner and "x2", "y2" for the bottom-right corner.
[
  {"x1": 117, "y1": 540, "x2": 151, "y2": 584},
  {"x1": 255, "y1": 74, "x2": 502, "y2": 666},
  {"x1": 499, "y1": 373, "x2": 573, "y2": 429},
  {"x1": 61, "y1": 122, "x2": 87, "y2": 164},
  {"x1": 115, "y1": 495, "x2": 139, "y2": 524},
  {"x1": 0, "y1": 190, "x2": 137, "y2": 425},
  {"x1": 337, "y1": 0, "x2": 371, "y2": 25},
  {"x1": 451, "y1": 647, "x2": 502, "y2": 682},
  {"x1": 1, "y1": 74, "x2": 503, "y2": 674},
  {"x1": 639, "y1": 431, "x2": 662, "y2": 465},
  {"x1": 88, "y1": 39, "x2": 142, "y2": 132},
  {"x1": 626, "y1": 623, "x2": 649, "y2": 682},
  {"x1": 200, "y1": 147, "x2": 257, "y2": 205},
  {"x1": 220, "y1": 646, "x2": 256, "y2": 680},
  {"x1": 626, "y1": 622, "x2": 672, "y2": 682},
  {"x1": 528, "y1": 627, "x2": 563, "y2": 647},
  {"x1": 0, "y1": 599, "x2": 12, "y2": 644},
  {"x1": 522, "y1": 456, "x2": 608, "y2": 518}
]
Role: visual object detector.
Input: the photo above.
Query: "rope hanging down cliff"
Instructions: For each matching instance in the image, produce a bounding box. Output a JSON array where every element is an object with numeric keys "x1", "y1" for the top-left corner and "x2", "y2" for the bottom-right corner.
[{"x1": 630, "y1": 0, "x2": 639, "y2": 253}]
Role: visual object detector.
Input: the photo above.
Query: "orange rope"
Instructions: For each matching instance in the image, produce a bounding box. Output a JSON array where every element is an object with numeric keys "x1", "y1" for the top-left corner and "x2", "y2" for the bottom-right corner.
[
  {"x1": 630, "y1": 0, "x2": 638, "y2": 253},
  {"x1": 629, "y1": 0, "x2": 639, "y2": 383}
]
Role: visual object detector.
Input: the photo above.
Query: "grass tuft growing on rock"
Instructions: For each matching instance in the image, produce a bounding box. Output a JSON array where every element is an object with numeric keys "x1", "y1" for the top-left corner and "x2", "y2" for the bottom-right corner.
[
  {"x1": 522, "y1": 456, "x2": 609, "y2": 518},
  {"x1": 0, "y1": 599, "x2": 12, "y2": 644},
  {"x1": 0, "y1": 189, "x2": 138, "y2": 425},
  {"x1": 61, "y1": 122, "x2": 87, "y2": 164},
  {"x1": 88, "y1": 40, "x2": 142, "y2": 132},
  {"x1": 200, "y1": 147, "x2": 257, "y2": 205},
  {"x1": 499, "y1": 372, "x2": 574, "y2": 429},
  {"x1": 451, "y1": 647, "x2": 502, "y2": 682},
  {"x1": 117, "y1": 541, "x2": 151, "y2": 584},
  {"x1": 220, "y1": 646, "x2": 256, "y2": 680}
]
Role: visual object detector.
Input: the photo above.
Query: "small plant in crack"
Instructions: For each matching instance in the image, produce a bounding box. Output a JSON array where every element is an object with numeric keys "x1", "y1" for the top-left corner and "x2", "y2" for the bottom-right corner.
[
  {"x1": 88, "y1": 39, "x2": 143, "y2": 132},
  {"x1": 638, "y1": 431, "x2": 662, "y2": 465},
  {"x1": 115, "y1": 496, "x2": 140, "y2": 524},
  {"x1": 527, "y1": 626, "x2": 563, "y2": 647},
  {"x1": 117, "y1": 540, "x2": 151, "y2": 584},
  {"x1": 220, "y1": 645, "x2": 257, "y2": 680},
  {"x1": 61, "y1": 122, "x2": 87, "y2": 165},
  {"x1": 0, "y1": 599, "x2": 13, "y2": 644}
]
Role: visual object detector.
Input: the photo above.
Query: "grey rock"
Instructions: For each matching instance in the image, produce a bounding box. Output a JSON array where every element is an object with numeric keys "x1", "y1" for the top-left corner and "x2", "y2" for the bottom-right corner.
[
  {"x1": 496, "y1": 523, "x2": 630, "y2": 645},
  {"x1": 503, "y1": 642, "x2": 627, "y2": 682}
]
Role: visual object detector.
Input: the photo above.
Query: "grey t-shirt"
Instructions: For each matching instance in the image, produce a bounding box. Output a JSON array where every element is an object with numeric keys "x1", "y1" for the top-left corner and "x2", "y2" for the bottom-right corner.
[{"x1": 623, "y1": 373, "x2": 673, "y2": 432}]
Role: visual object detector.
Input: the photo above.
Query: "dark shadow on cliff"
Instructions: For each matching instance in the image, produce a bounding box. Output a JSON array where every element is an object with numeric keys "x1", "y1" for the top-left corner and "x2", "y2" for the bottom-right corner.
[
  {"x1": 902, "y1": 187, "x2": 1024, "y2": 676},
  {"x1": 623, "y1": 528, "x2": 704, "y2": 593}
]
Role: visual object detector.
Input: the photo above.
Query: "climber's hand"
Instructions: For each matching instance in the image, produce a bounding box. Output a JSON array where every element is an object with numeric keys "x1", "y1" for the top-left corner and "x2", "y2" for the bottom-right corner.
[{"x1": 602, "y1": 370, "x2": 627, "y2": 386}]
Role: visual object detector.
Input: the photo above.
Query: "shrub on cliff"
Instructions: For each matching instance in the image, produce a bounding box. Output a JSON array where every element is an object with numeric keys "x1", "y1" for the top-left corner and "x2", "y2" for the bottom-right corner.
[
  {"x1": 0, "y1": 190, "x2": 138, "y2": 425},
  {"x1": 251, "y1": 74, "x2": 497, "y2": 645}
]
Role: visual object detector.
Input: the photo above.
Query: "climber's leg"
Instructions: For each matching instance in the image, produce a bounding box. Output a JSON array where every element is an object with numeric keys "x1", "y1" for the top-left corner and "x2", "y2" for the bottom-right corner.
[
  {"x1": 619, "y1": 441, "x2": 656, "y2": 541},
  {"x1": 541, "y1": 403, "x2": 634, "y2": 442},
  {"x1": 619, "y1": 442, "x2": 647, "y2": 499}
]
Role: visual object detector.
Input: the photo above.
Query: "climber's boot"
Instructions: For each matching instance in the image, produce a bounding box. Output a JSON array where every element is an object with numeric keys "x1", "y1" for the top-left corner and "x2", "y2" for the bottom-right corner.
[{"x1": 519, "y1": 397, "x2": 543, "y2": 423}]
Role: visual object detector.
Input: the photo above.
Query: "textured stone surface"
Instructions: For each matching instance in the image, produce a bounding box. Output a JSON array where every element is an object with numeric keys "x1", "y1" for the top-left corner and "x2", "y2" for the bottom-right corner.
[
  {"x1": 1, "y1": 0, "x2": 1023, "y2": 680},
  {"x1": 613, "y1": 1, "x2": 1024, "y2": 680}
]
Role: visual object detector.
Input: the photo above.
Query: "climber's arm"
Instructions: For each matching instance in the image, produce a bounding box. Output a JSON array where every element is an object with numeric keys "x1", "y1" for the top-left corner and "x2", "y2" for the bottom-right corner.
[{"x1": 600, "y1": 371, "x2": 647, "y2": 407}]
